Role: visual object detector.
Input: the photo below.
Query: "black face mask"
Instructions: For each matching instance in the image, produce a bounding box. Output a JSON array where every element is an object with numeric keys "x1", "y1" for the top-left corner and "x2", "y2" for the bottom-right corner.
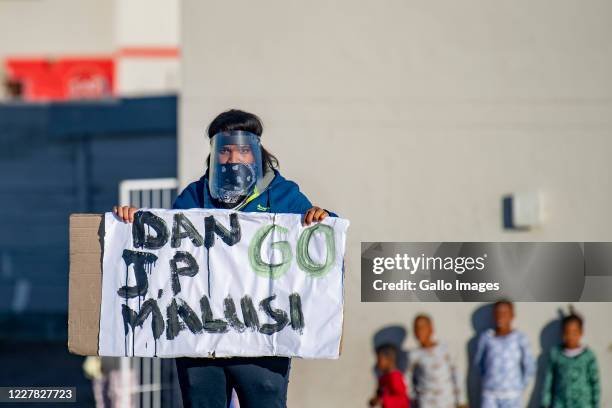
[
  {"x1": 215, "y1": 162, "x2": 257, "y2": 206},
  {"x1": 211, "y1": 196, "x2": 247, "y2": 209}
]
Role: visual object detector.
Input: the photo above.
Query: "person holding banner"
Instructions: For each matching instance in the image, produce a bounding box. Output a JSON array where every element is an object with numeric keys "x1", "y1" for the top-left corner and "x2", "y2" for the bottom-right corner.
[{"x1": 113, "y1": 109, "x2": 337, "y2": 408}]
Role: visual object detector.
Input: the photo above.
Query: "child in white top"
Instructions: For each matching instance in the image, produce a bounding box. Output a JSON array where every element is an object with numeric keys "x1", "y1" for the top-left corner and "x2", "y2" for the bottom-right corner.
[{"x1": 408, "y1": 314, "x2": 467, "y2": 408}]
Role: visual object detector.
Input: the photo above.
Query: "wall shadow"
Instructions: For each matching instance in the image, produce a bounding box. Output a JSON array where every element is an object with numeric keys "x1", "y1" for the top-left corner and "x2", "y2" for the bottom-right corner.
[
  {"x1": 466, "y1": 303, "x2": 495, "y2": 407},
  {"x1": 372, "y1": 325, "x2": 409, "y2": 375},
  {"x1": 527, "y1": 312, "x2": 563, "y2": 408}
]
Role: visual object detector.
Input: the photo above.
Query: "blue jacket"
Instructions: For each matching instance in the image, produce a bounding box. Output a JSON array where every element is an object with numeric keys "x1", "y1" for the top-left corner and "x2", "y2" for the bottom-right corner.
[{"x1": 173, "y1": 169, "x2": 337, "y2": 216}]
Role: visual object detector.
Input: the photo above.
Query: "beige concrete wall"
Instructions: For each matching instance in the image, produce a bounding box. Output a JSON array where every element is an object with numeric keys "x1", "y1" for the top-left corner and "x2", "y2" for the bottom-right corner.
[
  {"x1": 179, "y1": 1, "x2": 612, "y2": 406},
  {"x1": 114, "y1": 0, "x2": 180, "y2": 95},
  {"x1": 0, "y1": 0, "x2": 114, "y2": 56}
]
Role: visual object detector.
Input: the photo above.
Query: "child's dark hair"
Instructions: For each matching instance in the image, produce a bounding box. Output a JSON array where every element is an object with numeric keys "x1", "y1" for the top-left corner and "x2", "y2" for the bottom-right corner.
[
  {"x1": 376, "y1": 343, "x2": 398, "y2": 361},
  {"x1": 205, "y1": 109, "x2": 279, "y2": 170},
  {"x1": 562, "y1": 305, "x2": 584, "y2": 330},
  {"x1": 493, "y1": 299, "x2": 514, "y2": 311}
]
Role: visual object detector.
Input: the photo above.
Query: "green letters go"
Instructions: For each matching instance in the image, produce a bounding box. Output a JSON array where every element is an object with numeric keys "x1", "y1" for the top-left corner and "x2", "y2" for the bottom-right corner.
[
  {"x1": 248, "y1": 225, "x2": 293, "y2": 279},
  {"x1": 297, "y1": 224, "x2": 335, "y2": 277}
]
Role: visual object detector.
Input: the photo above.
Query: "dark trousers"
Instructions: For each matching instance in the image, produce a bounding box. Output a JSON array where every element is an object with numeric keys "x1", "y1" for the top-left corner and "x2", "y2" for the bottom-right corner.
[{"x1": 175, "y1": 357, "x2": 291, "y2": 408}]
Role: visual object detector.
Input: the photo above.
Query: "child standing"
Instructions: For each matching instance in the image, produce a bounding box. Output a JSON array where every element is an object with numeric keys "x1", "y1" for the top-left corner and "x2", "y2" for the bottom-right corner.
[
  {"x1": 369, "y1": 344, "x2": 410, "y2": 408},
  {"x1": 408, "y1": 314, "x2": 467, "y2": 408},
  {"x1": 474, "y1": 300, "x2": 535, "y2": 408},
  {"x1": 541, "y1": 309, "x2": 600, "y2": 408}
]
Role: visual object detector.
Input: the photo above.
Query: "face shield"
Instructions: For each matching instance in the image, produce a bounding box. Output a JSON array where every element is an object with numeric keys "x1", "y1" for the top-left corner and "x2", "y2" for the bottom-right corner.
[{"x1": 208, "y1": 130, "x2": 264, "y2": 207}]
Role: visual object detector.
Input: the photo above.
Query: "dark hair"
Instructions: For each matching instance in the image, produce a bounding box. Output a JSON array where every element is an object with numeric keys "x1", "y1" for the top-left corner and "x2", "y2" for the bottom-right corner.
[
  {"x1": 375, "y1": 343, "x2": 398, "y2": 360},
  {"x1": 494, "y1": 299, "x2": 514, "y2": 312},
  {"x1": 205, "y1": 109, "x2": 279, "y2": 170},
  {"x1": 562, "y1": 305, "x2": 584, "y2": 330}
]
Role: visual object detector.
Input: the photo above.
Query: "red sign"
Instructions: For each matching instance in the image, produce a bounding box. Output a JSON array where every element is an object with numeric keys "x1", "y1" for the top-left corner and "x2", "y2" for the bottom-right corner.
[{"x1": 5, "y1": 57, "x2": 114, "y2": 101}]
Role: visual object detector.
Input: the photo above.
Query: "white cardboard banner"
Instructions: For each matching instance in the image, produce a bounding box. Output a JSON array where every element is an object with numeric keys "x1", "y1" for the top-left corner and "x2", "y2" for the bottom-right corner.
[{"x1": 99, "y1": 209, "x2": 349, "y2": 359}]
